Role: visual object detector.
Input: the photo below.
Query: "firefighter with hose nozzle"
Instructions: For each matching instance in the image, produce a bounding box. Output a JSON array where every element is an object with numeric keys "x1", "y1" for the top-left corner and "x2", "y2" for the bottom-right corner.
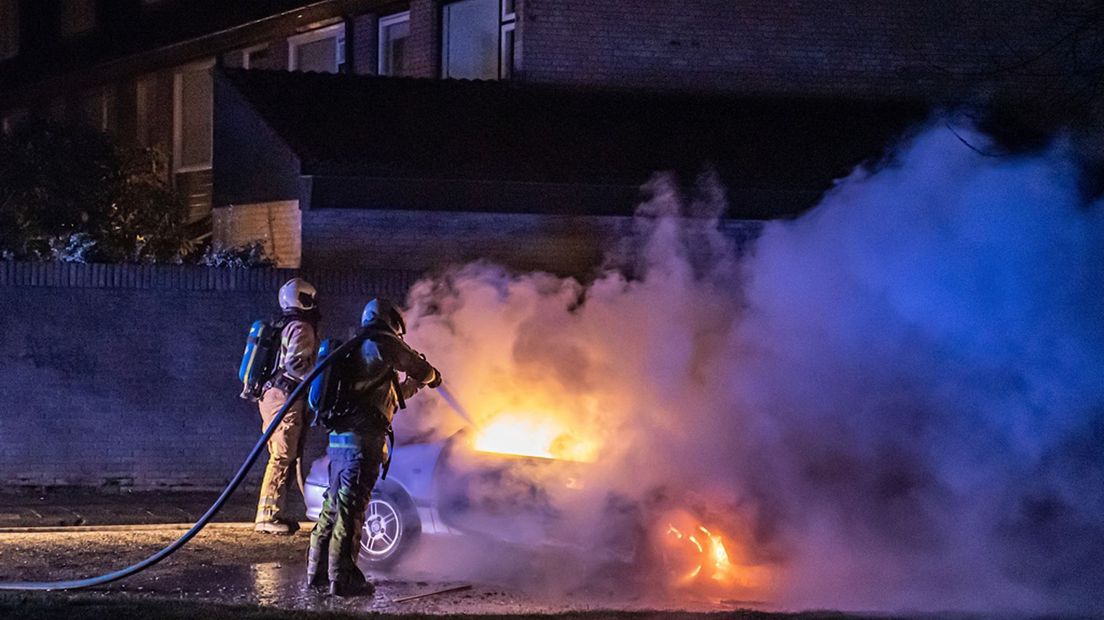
[{"x1": 306, "y1": 298, "x2": 441, "y2": 597}]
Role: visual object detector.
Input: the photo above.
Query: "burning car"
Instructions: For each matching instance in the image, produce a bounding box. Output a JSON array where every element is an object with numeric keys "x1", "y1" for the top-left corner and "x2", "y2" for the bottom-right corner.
[{"x1": 304, "y1": 412, "x2": 773, "y2": 599}]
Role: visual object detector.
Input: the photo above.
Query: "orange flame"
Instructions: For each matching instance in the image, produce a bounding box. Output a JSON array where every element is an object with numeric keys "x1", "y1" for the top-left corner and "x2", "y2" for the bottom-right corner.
[
  {"x1": 472, "y1": 411, "x2": 598, "y2": 462},
  {"x1": 663, "y1": 520, "x2": 772, "y2": 593}
]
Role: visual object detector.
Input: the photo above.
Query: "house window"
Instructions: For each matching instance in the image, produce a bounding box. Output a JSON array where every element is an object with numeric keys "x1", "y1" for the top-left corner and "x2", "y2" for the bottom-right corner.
[
  {"x1": 228, "y1": 44, "x2": 273, "y2": 70},
  {"x1": 79, "y1": 85, "x2": 116, "y2": 134},
  {"x1": 173, "y1": 61, "x2": 214, "y2": 172},
  {"x1": 243, "y1": 45, "x2": 272, "y2": 70},
  {"x1": 441, "y1": 0, "x2": 516, "y2": 80},
  {"x1": 289, "y1": 23, "x2": 346, "y2": 73},
  {"x1": 61, "y1": 0, "x2": 97, "y2": 37},
  {"x1": 378, "y1": 12, "x2": 410, "y2": 76},
  {"x1": 0, "y1": 0, "x2": 19, "y2": 61}
]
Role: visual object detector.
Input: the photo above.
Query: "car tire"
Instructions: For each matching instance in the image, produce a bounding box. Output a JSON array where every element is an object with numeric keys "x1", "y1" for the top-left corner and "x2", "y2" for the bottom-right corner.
[{"x1": 358, "y1": 491, "x2": 420, "y2": 569}]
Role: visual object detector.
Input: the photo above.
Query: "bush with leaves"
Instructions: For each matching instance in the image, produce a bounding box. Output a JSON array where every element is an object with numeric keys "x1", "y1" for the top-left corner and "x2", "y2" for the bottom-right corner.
[
  {"x1": 193, "y1": 240, "x2": 276, "y2": 268},
  {"x1": 0, "y1": 119, "x2": 187, "y2": 262}
]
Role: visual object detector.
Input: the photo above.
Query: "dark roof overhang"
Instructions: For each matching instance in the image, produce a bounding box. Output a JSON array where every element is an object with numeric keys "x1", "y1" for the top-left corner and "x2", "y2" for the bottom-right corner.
[{"x1": 221, "y1": 68, "x2": 930, "y2": 218}]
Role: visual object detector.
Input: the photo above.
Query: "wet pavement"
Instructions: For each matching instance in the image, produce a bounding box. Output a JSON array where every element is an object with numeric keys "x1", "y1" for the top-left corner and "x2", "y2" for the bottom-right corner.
[
  {"x1": 0, "y1": 487, "x2": 773, "y2": 615},
  {"x1": 0, "y1": 526, "x2": 759, "y2": 616}
]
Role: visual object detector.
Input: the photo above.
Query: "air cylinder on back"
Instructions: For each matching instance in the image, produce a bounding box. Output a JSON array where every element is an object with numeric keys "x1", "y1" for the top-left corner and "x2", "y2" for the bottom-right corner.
[
  {"x1": 308, "y1": 338, "x2": 344, "y2": 421},
  {"x1": 239, "y1": 320, "x2": 281, "y2": 400}
]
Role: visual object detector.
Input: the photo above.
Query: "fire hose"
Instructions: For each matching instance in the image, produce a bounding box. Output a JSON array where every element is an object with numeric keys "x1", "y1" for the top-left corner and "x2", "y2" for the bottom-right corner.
[{"x1": 0, "y1": 334, "x2": 370, "y2": 592}]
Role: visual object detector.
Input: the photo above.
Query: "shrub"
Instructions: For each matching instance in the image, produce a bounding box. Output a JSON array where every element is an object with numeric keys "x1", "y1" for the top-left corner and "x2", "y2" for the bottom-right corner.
[
  {"x1": 0, "y1": 120, "x2": 187, "y2": 263},
  {"x1": 192, "y1": 240, "x2": 276, "y2": 268}
]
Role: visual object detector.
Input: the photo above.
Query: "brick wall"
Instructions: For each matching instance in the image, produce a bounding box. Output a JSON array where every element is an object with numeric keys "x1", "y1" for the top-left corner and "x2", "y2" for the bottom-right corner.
[
  {"x1": 302, "y1": 208, "x2": 632, "y2": 277},
  {"x1": 0, "y1": 262, "x2": 418, "y2": 489},
  {"x1": 301, "y1": 208, "x2": 763, "y2": 277},
  {"x1": 407, "y1": 0, "x2": 440, "y2": 78},
  {"x1": 517, "y1": 0, "x2": 1064, "y2": 101},
  {"x1": 350, "y1": 13, "x2": 380, "y2": 75}
]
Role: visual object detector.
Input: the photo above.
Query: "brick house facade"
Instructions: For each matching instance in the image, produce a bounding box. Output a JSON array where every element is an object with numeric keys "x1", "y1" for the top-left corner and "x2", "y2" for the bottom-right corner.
[
  {"x1": 1, "y1": 1, "x2": 1094, "y2": 272},
  {"x1": 516, "y1": 0, "x2": 1073, "y2": 100}
]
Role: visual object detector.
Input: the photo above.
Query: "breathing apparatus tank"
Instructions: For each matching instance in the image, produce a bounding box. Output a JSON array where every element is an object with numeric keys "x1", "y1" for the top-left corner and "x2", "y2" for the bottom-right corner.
[
  {"x1": 238, "y1": 319, "x2": 282, "y2": 401},
  {"x1": 308, "y1": 337, "x2": 344, "y2": 419}
]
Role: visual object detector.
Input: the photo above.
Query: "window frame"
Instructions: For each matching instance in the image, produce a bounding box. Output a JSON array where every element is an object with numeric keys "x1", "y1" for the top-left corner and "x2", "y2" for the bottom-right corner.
[
  {"x1": 237, "y1": 43, "x2": 272, "y2": 70},
  {"x1": 287, "y1": 22, "x2": 346, "y2": 73},
  {"x1": 378, "y1": 11, "x2": 411, "y2": 76},
  {"x1": 499, "y1": 21, "x2": 515, "y2": 79},
  {"x1": 172, "y1": 59, "x2": 215, "y2": 174}
]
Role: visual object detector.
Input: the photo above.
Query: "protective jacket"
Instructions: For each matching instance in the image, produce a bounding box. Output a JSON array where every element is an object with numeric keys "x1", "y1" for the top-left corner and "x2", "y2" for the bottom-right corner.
[
  {"x1": 271, "y1": 310, "x2": 319, "y2": 390},
  {"x1": 336, "y1": 325, "x2": 436, "y2": 430}
]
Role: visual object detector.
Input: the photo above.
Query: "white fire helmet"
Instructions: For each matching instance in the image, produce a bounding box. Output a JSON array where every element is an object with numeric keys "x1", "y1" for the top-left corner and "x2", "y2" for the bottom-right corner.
[
  {"x1": 278, "y1": 278, "x2": 317, "y2": 312},
  {"x1": 361, "y1": 298, "x2": 406, "y2": 335}
]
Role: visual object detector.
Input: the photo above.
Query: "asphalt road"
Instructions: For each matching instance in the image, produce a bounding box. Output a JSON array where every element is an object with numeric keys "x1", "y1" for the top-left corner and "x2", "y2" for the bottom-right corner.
[{"x1": 0, "y1": 526, "x2": 771, "y2": 616}]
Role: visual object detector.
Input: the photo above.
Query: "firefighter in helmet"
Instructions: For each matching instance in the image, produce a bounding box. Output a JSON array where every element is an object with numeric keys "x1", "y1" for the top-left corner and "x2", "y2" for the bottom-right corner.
[
  {"x1": 307, "y1": 298, "x2": 441, "y2": 597},
  {"x1": 254, "y1": 277, "x2": 321, "y2": 534}
]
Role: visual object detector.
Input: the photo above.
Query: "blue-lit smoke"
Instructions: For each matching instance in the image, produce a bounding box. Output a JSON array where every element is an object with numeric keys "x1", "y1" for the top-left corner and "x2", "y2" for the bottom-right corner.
[
  {"x1": 728, "y1": 125, "x2": 1104, "y2": 612},
  {"x1": 400, "y1": 123, "x2": 1104, "y2": 613}
]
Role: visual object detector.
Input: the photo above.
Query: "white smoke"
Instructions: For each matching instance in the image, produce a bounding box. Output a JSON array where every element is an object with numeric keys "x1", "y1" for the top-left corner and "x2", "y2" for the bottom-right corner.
[{"x1": 393, "y1": 122, "x2": 1104, "y2": 614}]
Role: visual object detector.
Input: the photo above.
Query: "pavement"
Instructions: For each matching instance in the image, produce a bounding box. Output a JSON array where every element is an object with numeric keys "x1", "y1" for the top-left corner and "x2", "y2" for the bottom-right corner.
[
  {"x1": 0, "y1": 526, "x2": 759, "y2": 617},
  {"x1": 0, "y1": 488, "x2": 862, "y2": 618},
  {"x1": 0, "y1": 488, "x2": 786, "y2": 616},
  {"x1": 0, "y1": 487, "x2": 266, "y2": 531}
]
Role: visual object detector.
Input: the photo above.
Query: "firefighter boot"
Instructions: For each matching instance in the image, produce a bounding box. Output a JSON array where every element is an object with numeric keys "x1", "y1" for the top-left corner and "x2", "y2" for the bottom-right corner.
[
  {"x1": 329, "y1": 571, "x2": 374, "y2": 598},
  {"x1": 306, "y1": 546, "x2": 328, "y2": 589},
  {"x1": 255, "y1": 518, "x2": 299, "y2": 535}
]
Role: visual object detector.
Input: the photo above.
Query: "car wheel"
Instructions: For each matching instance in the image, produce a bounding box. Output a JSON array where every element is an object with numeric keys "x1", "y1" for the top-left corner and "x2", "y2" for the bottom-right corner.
[{"x1": 359, "y1": 493, "x2": 419, "y2": 568}]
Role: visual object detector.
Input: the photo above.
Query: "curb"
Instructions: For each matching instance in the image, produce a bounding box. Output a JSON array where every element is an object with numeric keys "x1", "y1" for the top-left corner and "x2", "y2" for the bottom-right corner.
[{"x1": 0, "y1": 521, "x2": 313, "y2": 534}]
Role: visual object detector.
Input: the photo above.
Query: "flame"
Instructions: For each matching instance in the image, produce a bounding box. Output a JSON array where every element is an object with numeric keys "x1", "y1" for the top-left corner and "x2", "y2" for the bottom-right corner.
[
  {"x1": 699, "y1": 526, "x2": 733, "y2": 581},
  {"x1": 663, "y1": 520, "x2": 772, "y2": 593},
  {"x1": 472, "y1": 411, "x2": 598, "y2": 462}
]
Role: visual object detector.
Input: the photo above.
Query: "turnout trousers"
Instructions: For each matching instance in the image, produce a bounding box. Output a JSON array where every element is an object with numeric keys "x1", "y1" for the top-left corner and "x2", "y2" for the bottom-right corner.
[
  {"x1": 255, "y1": 386, "x2": 308, "y2": 523},
  {"x1": 307, "y1": 431, "x2": 386, "y2": 582}
]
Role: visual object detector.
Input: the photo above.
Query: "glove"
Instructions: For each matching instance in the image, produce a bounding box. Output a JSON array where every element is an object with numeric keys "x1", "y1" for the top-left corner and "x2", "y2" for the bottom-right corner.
[
  {"x1": 399, "y1": 377, "x2": 421, "y2": 398},
  {"x1": 427, "y1": 368, "x2": 443, "y2": 389}
]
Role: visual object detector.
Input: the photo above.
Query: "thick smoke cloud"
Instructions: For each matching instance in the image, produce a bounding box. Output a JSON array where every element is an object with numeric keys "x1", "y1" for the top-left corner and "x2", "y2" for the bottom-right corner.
[{"x1": 393, "y1": 123, "x2": 1104, "y2": 614}]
